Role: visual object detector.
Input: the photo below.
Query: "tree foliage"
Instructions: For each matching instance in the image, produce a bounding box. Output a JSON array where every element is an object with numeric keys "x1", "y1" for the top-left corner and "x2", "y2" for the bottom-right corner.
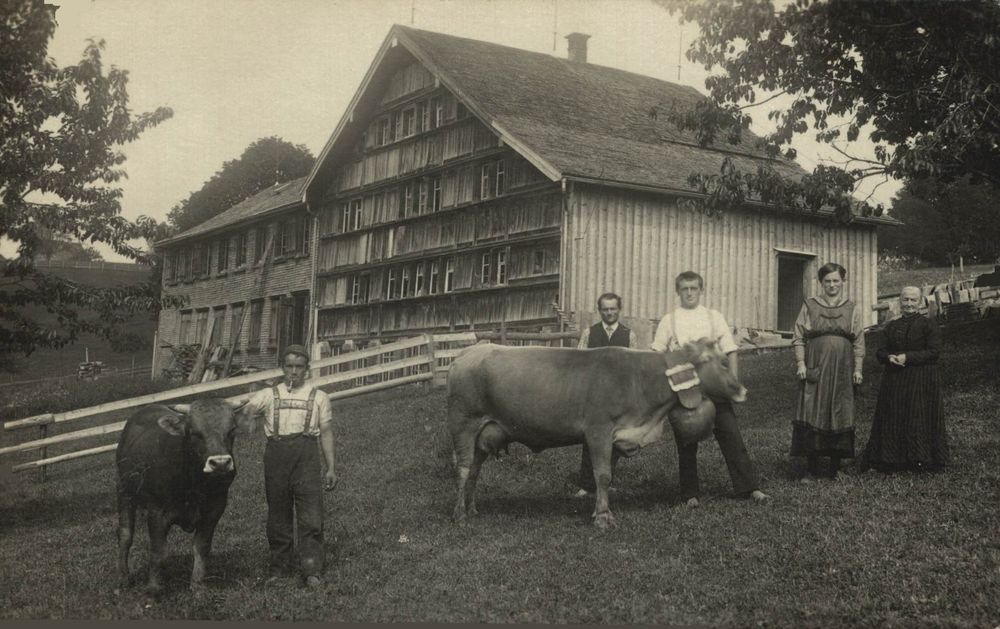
[
  {"x1": 654, "y1": 0, "x2": 1000, "y2": 221},
  {"x1": 166, "y1": 136, "x2": 314, "y2": 233},
  {"x1": 879, "y1": 176, "x2": 1000, "y2": 266},
  {"x1": 1, "y1": 0, "x2": 173, "y2": 358}
]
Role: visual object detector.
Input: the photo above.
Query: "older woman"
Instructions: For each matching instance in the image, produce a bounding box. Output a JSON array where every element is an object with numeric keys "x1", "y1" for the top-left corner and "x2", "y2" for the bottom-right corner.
[
  {"x1": 860, "y1": 287, "x2": 949, "y2": 472},
  {"x1": 791, "y1": 262, "x2": 865, "y2": 480}
]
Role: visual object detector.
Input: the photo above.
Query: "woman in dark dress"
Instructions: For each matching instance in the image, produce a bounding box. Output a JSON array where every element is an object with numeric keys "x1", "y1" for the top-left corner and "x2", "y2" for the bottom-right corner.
[{"x1": 860, "y1": 286, "x2": 949, "y2": 472}]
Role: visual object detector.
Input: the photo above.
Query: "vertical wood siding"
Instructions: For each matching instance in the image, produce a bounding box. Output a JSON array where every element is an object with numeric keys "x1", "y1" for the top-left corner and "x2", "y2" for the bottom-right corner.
[{"x1": 564, "y1": 184, "x2": 879, "y2": 330}]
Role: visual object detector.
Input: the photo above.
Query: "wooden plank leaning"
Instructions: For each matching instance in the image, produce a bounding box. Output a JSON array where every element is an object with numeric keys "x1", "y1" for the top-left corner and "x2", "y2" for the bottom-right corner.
[{"x1": 3, "y1": 335, "x2": 430, "y2": 432}]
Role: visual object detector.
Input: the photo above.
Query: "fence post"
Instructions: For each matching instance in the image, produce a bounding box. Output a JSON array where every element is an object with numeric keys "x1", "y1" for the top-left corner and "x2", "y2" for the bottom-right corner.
[
  {"x1": 426, "y1": 333, "x2": 443, "y2": 390},
  {"x1": 38, "y1": 423, "x2": 48, "y2": 482}
]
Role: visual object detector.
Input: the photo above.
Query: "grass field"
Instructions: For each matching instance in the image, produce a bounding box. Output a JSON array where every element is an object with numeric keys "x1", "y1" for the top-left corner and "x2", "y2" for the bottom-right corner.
[{"x1": 1, "y1": 319, "x2": 997, "y2": 625}]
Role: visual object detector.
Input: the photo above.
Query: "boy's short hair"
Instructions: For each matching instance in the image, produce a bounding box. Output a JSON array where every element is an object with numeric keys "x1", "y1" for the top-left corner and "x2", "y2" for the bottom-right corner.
[{"x1": 674, "y1": 271, "x2": 704, "y2": 291}]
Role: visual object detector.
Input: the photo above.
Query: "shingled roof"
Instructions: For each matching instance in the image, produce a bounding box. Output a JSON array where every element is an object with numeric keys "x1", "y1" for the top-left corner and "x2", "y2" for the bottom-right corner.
[
  {"x1": 306, "y1": 25, "x2": 812, "y2": 204},
  {"x1": 157, "y1": 177, "x2": 307, "y2": 246}
]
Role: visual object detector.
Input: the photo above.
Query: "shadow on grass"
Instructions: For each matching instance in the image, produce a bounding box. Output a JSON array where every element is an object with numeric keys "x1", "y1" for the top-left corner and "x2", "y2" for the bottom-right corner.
[{"x1": 0, "y1": 487, "x2": 115, "y2": 534}]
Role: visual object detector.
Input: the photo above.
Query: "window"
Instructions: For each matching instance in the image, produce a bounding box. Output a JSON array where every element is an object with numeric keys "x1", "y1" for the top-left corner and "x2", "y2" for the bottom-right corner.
[
  {"x1": 495, "y1": 250, "x2": 507, "y2": 284},
  {"x1": 164, "y1": 251, "x2": 176, "y2": 283},
  {"x1": 418, "y1": 180, "x2": 428, "y2": 214},
  {"x1": 416, "y1": 101, "x2": 428, "y2": 133},
  {"x1": 217, "y1": 237, "x2": 229, "y2": 272},
  {"x1": 350, "y1": 273, "x2": 370, "y2": 304},
  {"x1": 299, "y1": 216, "x2": 311, "y2": 255},
  {"x1": 211, "y1": 307, "x2": 226, "y2": 345},
  {"x1": 179, "y1": 310, "x2": 192, "y2": 345},
  {"x1": 386, "y1": 267, "x2": 398, "y2": 300},
  {"x1": 376, "y1": 117, "x2": 390, "y2": 146},
  {"x1": 192, "y1": 243, "x2": 206, "y2": 277},
  {"x1": 444, "y1": 257, "x2": 454, "y2": 293},
  {"x1": 178, "y1": 250, "x2": 190, "y2": 280},
  {"x1": 340, "y1": 203, "x2": 351, "y2": 233},
  {"x1": 278, "y1": 220, "x2": 294, "y2": 256},
  {"x1": 480, "y1": 164, "x2": 492, "y2": 200},
  {"x1": 373, "y1": 192, "x2": 385, "y2": 224},
  {"x1": 429, "y1": 260, "x2": 439, "y2": 294},
  {"x1": 481, "y1": 252, "x2": 491, "y2": 284},
  {"x1": 268, "y1": 297, "x2": 282, "y2": 347},
  {"x1": 533, "y1": 249, "x2": 546, "y2": 275},
  {"x1": 254, "y1": 226, "x2": 267, "y2": 264},
  {"x1": 248, "y1": 300, "x2": 264, "y2": 348},
  {"x1": 194, "y1": 309, "x2": 209, "y2": 345},
  {"x1": 495, "y1": 160, "x2": 506, "y2": 197},
  {"x1": 229, "y1": 303, "x2": 244, "y2": 346},
  {"x1": 432, "y1": 177, "x2": 442, "y2": 212},
  {"x1": 401, "y1": 266, "x2": 411, "y2": 297},
  {"x1": 351, "y1": 199, "x2": 363, "y2": 230},
  {"x1": 402, "y1": 107, "x2": 416, "y2": 137},
  {"x1": 393, "y1": 110, "x2": 403, "y2": 141},
  {"x1": 430, "y1": 96, "x2": 441, "y2": 129},
  {"x1": 456, "y1": 101, "x2": 469, "y2": 120},
  {"x1": 235, "y1": 231, "x2": 248, "y2": 267},
  {"x1": 415, "y1": 262, "x2": 425, "y2": 295},
  {"x1": 400, "y1": 183, "x2": 413, "y2": 218}
]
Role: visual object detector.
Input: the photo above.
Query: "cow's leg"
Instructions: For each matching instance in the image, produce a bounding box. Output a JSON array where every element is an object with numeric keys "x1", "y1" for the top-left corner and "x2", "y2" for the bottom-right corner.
[
  {"x1": 191, "y1": 498, "x2": 226, "y2": 589},
  {"x1": 449, "y1": 404, "x2": 480, "y2": 525},
  {"x1": 585, "y1": 432, "x2": 616, "y2": 529},
  {"x1": 145, "y1": 509, "x2": 170, "y2": 595},
  {"x1": 464, "y1": 446, "x2": 489, "y2": 517},
  {"x1": 115, "y1": 491, "x2": 137, "y2": 592},
  {"x1": 465, "y1": 423, "x2": 507, "y2": 517}
]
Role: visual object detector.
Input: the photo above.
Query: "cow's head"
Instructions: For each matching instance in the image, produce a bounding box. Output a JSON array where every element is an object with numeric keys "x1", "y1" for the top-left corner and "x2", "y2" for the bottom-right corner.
[
  {"x1": 676, "y1": 338, "x2": 747, "y2": 404},
  {"x1": 158, "y1": 398, "x2": 253, "y2": 475}
]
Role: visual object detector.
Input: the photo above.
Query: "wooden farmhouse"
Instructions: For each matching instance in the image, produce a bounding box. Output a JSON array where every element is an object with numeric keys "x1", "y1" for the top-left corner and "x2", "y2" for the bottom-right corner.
[
  {"x1": 155, "y1": 25, "x2": 896, "y2": 373},
  {"x1": 154, "y1": 178, "x2": 314, "y2": 374}
]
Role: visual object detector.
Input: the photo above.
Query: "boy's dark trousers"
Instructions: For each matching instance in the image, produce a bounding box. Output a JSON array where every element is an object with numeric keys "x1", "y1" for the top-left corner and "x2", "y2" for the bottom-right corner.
[
  {"x1": 676, "y1": 402, "x2": 760, "y2": 499},
  {"x1": 264, "y1": 435, "x2": 324, "y2": 577}
]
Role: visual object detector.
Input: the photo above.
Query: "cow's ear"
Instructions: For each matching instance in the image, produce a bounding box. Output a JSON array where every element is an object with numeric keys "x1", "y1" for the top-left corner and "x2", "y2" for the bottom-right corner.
[
  {"x1": 233, "y1": 402, "x2": 261, "y2": 434},
  {"x1": 157, "y1": 413, "x2": 189, "y2": 437}
]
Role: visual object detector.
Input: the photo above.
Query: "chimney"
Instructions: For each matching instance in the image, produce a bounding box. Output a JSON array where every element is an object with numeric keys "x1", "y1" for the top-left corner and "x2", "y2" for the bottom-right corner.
[{"x1": 565, "y1": 32, "x2": 591, "y2": 63}]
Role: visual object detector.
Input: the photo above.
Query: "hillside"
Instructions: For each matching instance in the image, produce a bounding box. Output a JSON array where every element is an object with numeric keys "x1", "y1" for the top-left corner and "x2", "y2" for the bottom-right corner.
[{"x1": 2, "y1": 262, "x2": 158, "y2": 382}]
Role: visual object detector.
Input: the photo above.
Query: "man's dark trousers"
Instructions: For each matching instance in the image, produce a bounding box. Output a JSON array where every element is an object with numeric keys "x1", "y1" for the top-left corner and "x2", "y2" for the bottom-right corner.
[
  {"x1": 578, "y1": 322, "x2": 631, "y2": 492},
  {"x1": 264, "y1": 435, "x2": 324, "y2": 577},
  {"x1": 676, "y1": 401, "x2": 759, "y2": 499}
]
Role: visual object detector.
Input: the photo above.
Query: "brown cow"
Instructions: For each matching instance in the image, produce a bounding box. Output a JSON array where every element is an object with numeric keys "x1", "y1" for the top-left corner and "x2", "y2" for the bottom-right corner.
[
  {"x1": 115, "y1": 398, "x2": 252, "y2": 594},
  {"x1": 447, "y1": 339, "x2": 747, "y2": 528}
]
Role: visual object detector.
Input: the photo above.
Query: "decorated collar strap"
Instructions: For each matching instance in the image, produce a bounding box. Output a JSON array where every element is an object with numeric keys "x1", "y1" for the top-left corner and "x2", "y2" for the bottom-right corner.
[{"x1": 664, "y1": 350, "x2": 704, "y2": 410}]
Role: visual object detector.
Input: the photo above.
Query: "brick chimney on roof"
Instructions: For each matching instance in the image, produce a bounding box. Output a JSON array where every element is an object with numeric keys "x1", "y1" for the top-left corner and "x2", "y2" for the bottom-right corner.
[{"x1": 565, "y1": 32, "x2": 591, "y2": 63}]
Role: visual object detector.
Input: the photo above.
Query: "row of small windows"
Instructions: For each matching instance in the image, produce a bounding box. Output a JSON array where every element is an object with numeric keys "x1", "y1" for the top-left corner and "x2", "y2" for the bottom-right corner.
[
  {"x1": 177, "y1": 294, "x2": 306, "y2": 350},
  {"x1": 334, "y1": 159, "x2": 507, "y2": 234},
  {"x1": 164, "y1": 215, "x2": 310, "y2": 283},
  {"x1": 365, "y1": 92, "x2": 469, "y2": 150},
  {"x1": 336, "y1": 245, "x2": 556, "y2": 307}
]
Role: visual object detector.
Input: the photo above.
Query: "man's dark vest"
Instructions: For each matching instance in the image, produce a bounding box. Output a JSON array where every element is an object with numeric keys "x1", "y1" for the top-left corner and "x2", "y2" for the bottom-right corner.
[{"x1": 587, "y1": 322, "x2": 631, "y2": 348}]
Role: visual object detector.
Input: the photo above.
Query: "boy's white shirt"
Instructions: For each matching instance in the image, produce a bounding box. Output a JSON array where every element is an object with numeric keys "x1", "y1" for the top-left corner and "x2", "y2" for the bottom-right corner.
[
  {"x1": 650, "y1": 305, "x2": 739, "y2": 354},
  {"x1": 246, "y1": 380, "x2": 333, "y2": 438}
]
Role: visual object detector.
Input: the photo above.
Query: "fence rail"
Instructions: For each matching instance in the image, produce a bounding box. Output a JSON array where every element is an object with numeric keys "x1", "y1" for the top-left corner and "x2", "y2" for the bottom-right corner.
[{"x1": 1, "y1": 335, "x2": 437, "y2": 475}]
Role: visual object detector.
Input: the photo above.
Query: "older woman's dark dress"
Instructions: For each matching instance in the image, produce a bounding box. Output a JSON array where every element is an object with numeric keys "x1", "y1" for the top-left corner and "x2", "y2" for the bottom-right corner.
[{"x1": 860, "y1": 313, "x2": 949, "y2": 471}]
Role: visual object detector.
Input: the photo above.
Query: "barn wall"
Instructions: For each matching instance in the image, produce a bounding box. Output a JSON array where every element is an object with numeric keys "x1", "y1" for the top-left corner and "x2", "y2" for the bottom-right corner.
[{"x1": 564, "y1": 183, "x2": 879, "y2": 331}]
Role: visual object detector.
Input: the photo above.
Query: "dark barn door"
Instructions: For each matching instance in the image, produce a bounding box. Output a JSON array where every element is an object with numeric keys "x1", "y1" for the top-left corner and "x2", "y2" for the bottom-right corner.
[{"x1": 777, "y1": 256, "x2": 808, "y2": 332}]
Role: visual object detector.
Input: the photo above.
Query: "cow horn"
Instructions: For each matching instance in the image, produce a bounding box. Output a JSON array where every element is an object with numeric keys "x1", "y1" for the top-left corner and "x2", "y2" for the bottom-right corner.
[
  {"x1": 169, "y1": 403, "x2": 191, "y2": 415},
  {"x1": 226, "y1": 397, "x2": 250, "y2": 409}
]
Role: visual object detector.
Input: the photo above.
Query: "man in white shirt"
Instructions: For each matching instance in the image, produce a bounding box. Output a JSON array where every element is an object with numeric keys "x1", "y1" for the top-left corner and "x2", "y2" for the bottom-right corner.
[
  {"x1": 245, "y1": 344, "x2": 337, "y2": 587},
  {"x1": 651, "y1": 271, "x2": 769, "y2": 507}
]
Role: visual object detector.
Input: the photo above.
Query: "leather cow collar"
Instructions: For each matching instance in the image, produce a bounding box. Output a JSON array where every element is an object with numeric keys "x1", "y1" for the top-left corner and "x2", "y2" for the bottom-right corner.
[{"x1": 664, "y1": 349, "x2": 704, "y2": 410}]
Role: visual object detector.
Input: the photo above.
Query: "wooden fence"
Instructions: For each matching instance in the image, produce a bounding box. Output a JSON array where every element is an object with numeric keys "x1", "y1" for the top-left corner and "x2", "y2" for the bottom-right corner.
[{"x1": 0, "y1": 335, "x2": 437, "y2": 476}]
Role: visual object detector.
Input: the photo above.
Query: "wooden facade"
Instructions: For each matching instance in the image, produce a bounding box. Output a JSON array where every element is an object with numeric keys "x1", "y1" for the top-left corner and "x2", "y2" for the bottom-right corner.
[
  {"x1": 562, "y1": 182, "x2": 880, "y2": 333},
  {"x1": 312, "y1": 62, "x2": 559, "y2": 341}
]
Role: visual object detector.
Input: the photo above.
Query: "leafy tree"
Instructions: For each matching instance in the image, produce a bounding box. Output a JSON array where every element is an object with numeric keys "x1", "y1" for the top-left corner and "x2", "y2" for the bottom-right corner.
[
  {"x1": 1, "y1": 0, "x2": 173, "y2": 359},
  {"x1": 654, "y1": 0, "x2": 1000, "y2": 221},
  {"x1": 879, "y1": 176, "x2": 1000, "y2": 266},
  {"x1": 167, "y1": 136, "x2": 314, "y2": 233}
]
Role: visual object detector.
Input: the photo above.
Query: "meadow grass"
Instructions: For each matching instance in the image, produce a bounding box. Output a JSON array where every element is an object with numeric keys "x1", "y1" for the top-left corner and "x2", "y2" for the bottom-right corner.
[{"x1": 0, "y1": 320, "x2": 997, "y2": 625}]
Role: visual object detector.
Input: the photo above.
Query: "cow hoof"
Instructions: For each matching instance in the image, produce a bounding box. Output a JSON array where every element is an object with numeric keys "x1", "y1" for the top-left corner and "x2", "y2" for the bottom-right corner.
[{"x1": 593, "y1": 512, "x2": 616, "y2": 530}]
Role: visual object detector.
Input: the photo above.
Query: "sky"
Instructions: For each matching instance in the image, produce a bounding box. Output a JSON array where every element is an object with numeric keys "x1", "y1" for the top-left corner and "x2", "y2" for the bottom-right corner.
[{"x1": 11, "y1": 0, "x2": 901, "y2": 262}]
